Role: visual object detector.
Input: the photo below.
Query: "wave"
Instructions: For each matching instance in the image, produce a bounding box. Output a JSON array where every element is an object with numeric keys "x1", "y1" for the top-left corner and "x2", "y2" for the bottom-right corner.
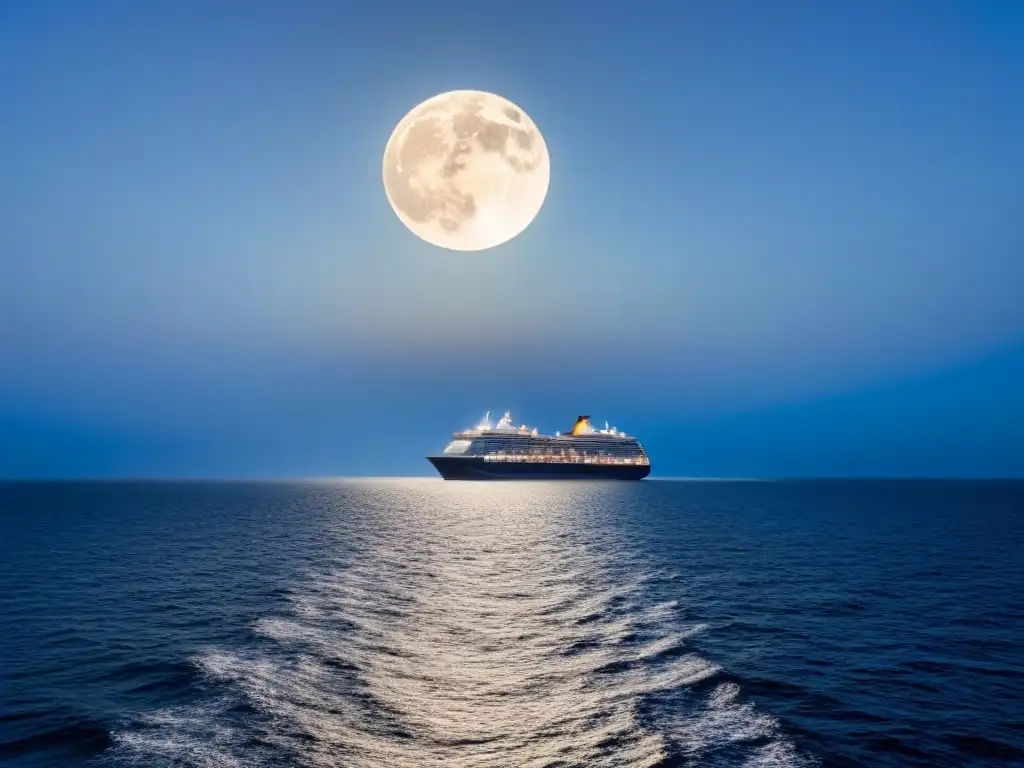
[{"x1": 107, "y1": 490, "x2": 815, "y2": 767}]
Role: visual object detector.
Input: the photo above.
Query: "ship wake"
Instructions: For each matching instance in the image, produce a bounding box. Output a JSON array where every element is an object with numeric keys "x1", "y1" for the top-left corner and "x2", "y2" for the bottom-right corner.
[{"x1": 108, "y1": 483, "x2": 816, "y2": 767}]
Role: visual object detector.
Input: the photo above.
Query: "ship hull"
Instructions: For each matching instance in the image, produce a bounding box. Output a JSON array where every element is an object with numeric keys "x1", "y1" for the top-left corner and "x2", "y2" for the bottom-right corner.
[{"x1": 427, "y1": 456, "x2": 650, "y2": 481}]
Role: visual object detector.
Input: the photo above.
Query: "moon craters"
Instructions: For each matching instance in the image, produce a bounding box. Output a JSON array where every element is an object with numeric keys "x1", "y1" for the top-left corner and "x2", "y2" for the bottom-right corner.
[{"x1": 382, "y1": 90, "x2": 550, "y2": 251}]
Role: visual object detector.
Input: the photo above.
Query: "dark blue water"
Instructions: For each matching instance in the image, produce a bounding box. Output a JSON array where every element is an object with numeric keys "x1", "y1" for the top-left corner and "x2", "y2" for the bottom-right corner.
[{"x1": 1, "y1": 480, "x2": 1021, "y2": 767}]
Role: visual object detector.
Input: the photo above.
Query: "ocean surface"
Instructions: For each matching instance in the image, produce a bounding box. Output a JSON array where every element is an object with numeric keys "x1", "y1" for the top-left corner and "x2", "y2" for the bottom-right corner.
[{"x1": 1, "y1": 479, "x2": 1022, "y2": 768}]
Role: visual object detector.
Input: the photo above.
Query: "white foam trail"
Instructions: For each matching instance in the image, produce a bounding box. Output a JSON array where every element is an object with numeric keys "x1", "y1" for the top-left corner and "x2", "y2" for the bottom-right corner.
[
  {"x1": 112, "y1": 706, "x2": 246, "y2": 768},
  {"x1": 109, "y1": 483, "x2": 816, "y2": 767}
]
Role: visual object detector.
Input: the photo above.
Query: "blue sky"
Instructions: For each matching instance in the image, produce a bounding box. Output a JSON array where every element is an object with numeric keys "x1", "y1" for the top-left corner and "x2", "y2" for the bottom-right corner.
[{"x1": 1, "y1": 1, "x2": 1022, "y2": 477}]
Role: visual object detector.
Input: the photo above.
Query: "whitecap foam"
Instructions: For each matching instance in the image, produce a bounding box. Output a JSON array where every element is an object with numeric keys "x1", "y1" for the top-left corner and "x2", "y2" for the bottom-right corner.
[{"x1": 108, "y1": 488, "x2": 817, "y2": 767}]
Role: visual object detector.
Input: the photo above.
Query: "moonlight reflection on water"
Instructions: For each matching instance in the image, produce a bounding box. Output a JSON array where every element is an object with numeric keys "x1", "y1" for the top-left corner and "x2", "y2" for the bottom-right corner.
[{"x1": 113, "y1": 481, "x2": 807, "y2": 767}]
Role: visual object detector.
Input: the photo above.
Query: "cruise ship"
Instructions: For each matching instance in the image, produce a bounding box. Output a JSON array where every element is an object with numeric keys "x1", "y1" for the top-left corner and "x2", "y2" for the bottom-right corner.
[{"x1": 427, "y1": 412, "x2": 651, "y2": 480}]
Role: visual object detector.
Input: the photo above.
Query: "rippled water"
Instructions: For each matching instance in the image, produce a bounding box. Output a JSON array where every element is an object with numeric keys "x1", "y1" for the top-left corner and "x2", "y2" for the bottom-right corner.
[{"x1": 2, "y1": 480, "x2": 1022, "y2": 767}]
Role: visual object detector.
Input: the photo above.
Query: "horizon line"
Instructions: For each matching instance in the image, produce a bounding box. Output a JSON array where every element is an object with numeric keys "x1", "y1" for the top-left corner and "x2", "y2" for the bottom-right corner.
[{"x1": 1, "y1": 475, "x2": 1022, "y2": 483}]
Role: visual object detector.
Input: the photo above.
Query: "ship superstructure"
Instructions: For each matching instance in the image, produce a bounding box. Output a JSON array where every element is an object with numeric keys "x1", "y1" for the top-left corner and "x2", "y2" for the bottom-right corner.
[{"x1": 427, "y1": 411, "x2": 651, "y2": 480}]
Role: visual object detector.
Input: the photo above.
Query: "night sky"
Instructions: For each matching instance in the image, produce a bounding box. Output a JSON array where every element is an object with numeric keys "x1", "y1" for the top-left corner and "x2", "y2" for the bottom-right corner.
[{"x1": 1, "y1": 1, "x2": 1021, "y2": 477}]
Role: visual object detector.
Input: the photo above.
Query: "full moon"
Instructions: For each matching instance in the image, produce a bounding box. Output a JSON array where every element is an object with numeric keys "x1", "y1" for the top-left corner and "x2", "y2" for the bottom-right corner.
[{"x1": 382, "y1": 90, "x2": 550, "y2": 251}]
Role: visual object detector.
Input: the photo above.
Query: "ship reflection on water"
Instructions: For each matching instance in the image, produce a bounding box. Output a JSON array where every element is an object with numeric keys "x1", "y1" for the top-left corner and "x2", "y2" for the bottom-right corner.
[{"x1": 115, "y1": 481, "x2": 805, "y2": 767}]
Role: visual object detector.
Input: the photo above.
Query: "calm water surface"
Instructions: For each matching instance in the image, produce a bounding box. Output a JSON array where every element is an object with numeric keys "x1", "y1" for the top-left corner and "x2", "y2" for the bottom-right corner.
[{"x1": 1, "y1": 479, "x2": 1021, "y2": 767}]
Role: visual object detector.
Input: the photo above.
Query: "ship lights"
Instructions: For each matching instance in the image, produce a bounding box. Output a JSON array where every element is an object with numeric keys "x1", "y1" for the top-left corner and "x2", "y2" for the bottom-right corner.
[
  {"x1": 465, "y1": 410, "x2": 633, "y2": 440},
  {"x1": 481, "y1": 453, "x2": 649, "y2": 466}
]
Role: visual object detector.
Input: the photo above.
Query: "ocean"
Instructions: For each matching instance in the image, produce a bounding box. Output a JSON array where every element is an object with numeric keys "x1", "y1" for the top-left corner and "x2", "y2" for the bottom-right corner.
[{"x1": 1, "y1": 479, "x2": 1021, "y2": 767}]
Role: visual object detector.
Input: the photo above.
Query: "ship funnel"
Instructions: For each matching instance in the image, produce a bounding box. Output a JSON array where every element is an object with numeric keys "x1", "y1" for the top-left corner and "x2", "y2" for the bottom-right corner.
[{"x1": 570, "y1": 415, "x2": 592, "y2": 436}]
